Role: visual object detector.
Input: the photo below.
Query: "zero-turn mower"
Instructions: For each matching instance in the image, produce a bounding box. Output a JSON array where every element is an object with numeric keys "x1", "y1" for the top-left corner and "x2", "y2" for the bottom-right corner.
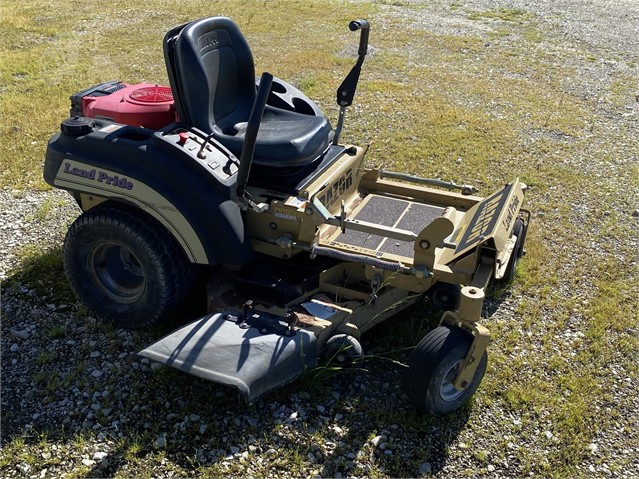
[{"x1": 44, "y1": 17, "x2": 530, "y2": 415}]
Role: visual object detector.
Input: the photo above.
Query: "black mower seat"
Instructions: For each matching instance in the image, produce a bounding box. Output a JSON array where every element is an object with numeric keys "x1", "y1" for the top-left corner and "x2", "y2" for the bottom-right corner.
[{"x1": 164, "y1": 17, "x2": 332, "y2": 167}]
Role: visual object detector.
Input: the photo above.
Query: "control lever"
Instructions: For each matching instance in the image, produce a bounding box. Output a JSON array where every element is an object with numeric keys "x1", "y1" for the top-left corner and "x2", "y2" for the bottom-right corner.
[
  {"x1": 333, "y1": 19, "x2": 370, "y2": 145},
  {"x1": 236, "y1": 72, "x2": 273, "y2": 197}
]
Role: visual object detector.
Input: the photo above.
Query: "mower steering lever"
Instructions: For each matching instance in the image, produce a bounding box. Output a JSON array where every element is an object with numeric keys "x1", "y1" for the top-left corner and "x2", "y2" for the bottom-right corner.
[
  {"x1": 336, "y1": 19, "x2": 370, "y2": 107},
  {"x1": 333, "y1": 19, "x2": 370, "y2": 145},
  {"x1": 349, "y1": 19, "x2": 370, "y2": 59}
]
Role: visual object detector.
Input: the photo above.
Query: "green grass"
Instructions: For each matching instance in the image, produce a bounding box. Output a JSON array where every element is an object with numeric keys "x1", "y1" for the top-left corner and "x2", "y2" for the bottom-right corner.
[
  {"x1": 10, "y1": 244, "x2": 76, "y2": 304},
  {"x1": 0, "y1": 0, "x2": 373, "y2": 189},
  {"x1": 2, "y1": 0, "x2": 638, "y2": 478}
]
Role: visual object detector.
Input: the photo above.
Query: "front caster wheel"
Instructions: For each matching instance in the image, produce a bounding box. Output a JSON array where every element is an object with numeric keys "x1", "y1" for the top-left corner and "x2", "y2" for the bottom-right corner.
[
  {"x1": 63, "y1": 203, "x2": 193, "y2": 329},
  {"x1": 322, "y1": 334, "x2": 363, "y2": 365},
  {"x1": 402, "y1": 325, "x2": 487, "y2": 415}
]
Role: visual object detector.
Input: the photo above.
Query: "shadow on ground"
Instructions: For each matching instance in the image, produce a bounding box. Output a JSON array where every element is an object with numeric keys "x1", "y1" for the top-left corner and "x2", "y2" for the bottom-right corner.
[{"x1": 2, "y1": 250, "x2": 498, "y2": 477}]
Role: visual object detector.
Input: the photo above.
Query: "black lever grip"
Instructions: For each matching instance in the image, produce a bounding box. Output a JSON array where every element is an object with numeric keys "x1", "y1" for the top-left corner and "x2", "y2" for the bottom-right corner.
[
  {"x1": 349, "y1": 19, "x2": 370, "y2": 31},
  {"x1": 349, "y1": 19, "x2": 370, "y2": 58}
]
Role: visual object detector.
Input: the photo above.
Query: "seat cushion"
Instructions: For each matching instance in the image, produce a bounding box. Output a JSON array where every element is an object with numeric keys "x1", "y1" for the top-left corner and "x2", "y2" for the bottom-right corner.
[{"x1": 214, "y1": 105, "x2": 333, "y2": 167}]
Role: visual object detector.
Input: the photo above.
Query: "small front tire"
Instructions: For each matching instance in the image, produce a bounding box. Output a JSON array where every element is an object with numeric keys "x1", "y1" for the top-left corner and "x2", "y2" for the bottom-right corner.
[
  {"x1": 322, "y1": 334, "x2": 363, "y2": 365},
  {"x1": 402, "y1": 325, "x2": 487, "y2": 415}
]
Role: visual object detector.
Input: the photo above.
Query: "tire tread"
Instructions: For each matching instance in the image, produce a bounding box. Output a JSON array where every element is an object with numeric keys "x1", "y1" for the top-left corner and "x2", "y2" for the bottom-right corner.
[{"x1": 63, "y1": 202, "x2": 192, "y2": 328}]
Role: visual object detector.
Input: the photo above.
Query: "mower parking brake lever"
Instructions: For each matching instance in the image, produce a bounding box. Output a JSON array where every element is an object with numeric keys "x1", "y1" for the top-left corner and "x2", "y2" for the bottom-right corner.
[{"x1": 196, "y1": 132, "x2": 214, "y2": 159}]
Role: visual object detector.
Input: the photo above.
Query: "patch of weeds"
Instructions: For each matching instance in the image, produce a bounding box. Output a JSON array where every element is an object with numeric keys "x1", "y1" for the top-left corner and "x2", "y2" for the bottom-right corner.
[
  {"x1": 46, "y1": 323, "x2": 66, "y2": 339},
  {"x1": 122, "y1": 438, "x2": 145, "y2": 461},
  {"x1": 473, "y1": 448, "x2": 489, "y2": 464},
  {"x1": 0, "y1": 436, "x2": 38, "y2": 469},
  {"x1": 46, "y1": 374, "x2": 63, "y2": 394},
  {"x1": 607, "y1": 74, "x2": 638, "y2": 108},
  {"x1": 299, "y1": 362, "x2": 347, "y2": 396},
  {"x1": 74, "y1": 302, "x2": 91, "y2": 319},
  {"x1": 25, "y1": 197, "x2": 55, "y2": 222},
  {"x1": 72, "y1": 359, "x2": 88, "y2": 377},
  {"x1": 297, "y1": 75, "x2": 318, "y2": 92},
  {"x1": 107, "y1": 338, "x2": 124, "y2": 354},
  {"x1": 35, "y1": 350, "x2": 56, "y2": 366},
  {"x1": 12, "y1": 244, "x2": 74, "y2": 304},
  {"x1": 468, "y1": 7, "x2": 535, "y2": 24}
]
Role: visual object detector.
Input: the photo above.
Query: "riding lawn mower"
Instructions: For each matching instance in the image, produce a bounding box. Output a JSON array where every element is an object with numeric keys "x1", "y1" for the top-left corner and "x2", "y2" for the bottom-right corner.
[{"x1": 43, "y1": 17, "x2": 530, "y2": 415}]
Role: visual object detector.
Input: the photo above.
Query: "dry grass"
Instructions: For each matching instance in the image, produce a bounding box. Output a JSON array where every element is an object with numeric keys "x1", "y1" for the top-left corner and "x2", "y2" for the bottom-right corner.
[{"x1": 2, "y1": 0, "x2": 638, "y2": 478}]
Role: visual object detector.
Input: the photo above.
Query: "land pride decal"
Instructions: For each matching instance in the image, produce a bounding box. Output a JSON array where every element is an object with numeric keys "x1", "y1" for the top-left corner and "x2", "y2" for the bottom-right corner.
[
  {"x1": 455, "y1": 182, "x2": 517, "y2": 253},
  {"x1": 62, "y1": 162, "x2": 134, "y2": 190}
]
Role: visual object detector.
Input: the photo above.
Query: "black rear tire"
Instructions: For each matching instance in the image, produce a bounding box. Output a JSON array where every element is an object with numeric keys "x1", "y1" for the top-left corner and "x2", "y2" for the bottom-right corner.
[
  {"x1": 402, "y1": 325, "x2": 487, "y2": 416},
  {"x1": 63, "y1": 203, "x2": 193, "y2": 329}
]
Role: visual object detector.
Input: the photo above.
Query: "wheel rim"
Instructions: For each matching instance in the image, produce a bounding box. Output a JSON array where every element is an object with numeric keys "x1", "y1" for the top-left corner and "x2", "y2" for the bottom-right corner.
[
  {"x1": 439, "y1": 360, "x2": 466, "y2": 402},
  {"x1": 89, "y1": 242, "x2": 145, "y2": 304}
]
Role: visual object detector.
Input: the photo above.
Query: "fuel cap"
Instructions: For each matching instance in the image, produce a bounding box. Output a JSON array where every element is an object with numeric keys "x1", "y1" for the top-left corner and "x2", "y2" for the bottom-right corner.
[{"x1": 61, "y1": 116, "x2": 95, "y2": 136}]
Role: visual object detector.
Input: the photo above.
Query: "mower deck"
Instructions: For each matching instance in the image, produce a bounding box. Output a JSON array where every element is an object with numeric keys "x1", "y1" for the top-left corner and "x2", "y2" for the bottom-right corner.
[{"x1": 139, "y1": 311, "x2": 318, "y2": 402}]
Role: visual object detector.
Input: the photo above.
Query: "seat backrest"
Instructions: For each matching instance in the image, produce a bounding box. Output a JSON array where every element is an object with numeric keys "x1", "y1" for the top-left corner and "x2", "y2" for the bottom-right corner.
[{"x1": 164, "y1": 17, "x2": 256, "y2": 132}]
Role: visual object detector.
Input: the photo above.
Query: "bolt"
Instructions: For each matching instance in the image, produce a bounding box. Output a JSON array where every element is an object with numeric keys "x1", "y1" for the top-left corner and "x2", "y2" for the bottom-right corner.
[{"x1": 419, "y1": 240, "x2": 430, "y2": 250}]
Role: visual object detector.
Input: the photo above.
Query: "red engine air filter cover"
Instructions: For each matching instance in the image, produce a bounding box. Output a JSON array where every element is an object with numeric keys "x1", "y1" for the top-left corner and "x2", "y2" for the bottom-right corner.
[{"x1": 81, "y1": 83, "x2": 176, "y2": 130}]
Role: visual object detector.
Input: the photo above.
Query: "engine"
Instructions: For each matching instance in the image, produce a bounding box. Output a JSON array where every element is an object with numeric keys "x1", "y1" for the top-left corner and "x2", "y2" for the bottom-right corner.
[{"x1": 70, "y1": 81, "x2": 177, "y2": 130}]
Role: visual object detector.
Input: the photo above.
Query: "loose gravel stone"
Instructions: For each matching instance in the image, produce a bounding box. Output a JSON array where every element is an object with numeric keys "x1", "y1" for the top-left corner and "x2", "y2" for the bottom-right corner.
[
  {"x1": 10, "y1": 329, "x2": 29, "y2": 340},
  {"x1": 2, "y1": 2, "x2": 638, "y2": 478},
  {"x1": 419, "y1": 461, "x2": 432, "y2": 475}
]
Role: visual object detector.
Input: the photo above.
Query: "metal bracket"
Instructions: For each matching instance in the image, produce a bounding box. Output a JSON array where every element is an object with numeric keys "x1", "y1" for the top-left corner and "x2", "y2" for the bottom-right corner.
[
  {"x1": 369, "y1": 274, "x2": 383, "y2": 304},
  {"x1": 455, "y1": 322, "x2": 491, "y2": 390},
  {"x1": 235, "y1": 192, "x2": 269, "y2": 213},
  {"x1": 236, "y1": 300, "x2": 297, "y2": 336}
]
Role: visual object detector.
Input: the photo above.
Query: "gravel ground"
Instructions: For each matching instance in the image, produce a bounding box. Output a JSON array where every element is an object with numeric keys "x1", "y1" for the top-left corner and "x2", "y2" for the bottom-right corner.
[{"x1": 2, "y1": 1, "x2": 638, "y2": 478}]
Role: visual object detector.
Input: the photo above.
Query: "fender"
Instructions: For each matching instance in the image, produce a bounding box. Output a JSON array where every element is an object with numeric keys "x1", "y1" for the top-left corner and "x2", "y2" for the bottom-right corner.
[{"x1": 44, "y1": 120, "x2": 253, "y2": 266}]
